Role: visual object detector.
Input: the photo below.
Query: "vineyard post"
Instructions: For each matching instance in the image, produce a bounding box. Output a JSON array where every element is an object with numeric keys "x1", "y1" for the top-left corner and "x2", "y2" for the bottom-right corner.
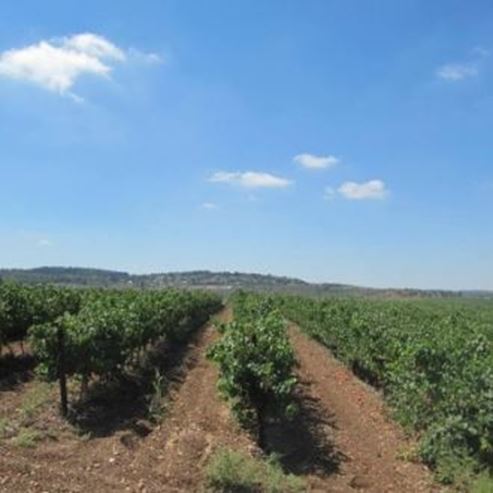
[{"x1": 57, "y1": 325, "x2": 68, "y2": 417}]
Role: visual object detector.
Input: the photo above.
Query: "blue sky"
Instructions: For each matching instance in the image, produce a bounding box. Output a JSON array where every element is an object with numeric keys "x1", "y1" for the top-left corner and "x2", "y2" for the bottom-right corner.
[{"x1": 0, "y1": 0, "x2": 492, "y2": 290}]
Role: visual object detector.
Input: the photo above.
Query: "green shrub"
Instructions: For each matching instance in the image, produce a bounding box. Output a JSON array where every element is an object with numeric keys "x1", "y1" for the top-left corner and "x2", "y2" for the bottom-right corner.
[
  {"x1": 208, "y1": 294, "x2": 297, "y2": 444},
  {"x1": 205, "y1": 448, "x2": 303, "y2": 493}
]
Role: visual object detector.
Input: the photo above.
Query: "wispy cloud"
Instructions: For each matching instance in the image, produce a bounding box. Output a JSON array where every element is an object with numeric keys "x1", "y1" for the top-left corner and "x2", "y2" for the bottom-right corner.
[
  {"x1": 209, "y1": 171, "x2": 292, "y2": 189},
  {"x1": 436, "y1": 47, "x2": 491, "y2": 82},
  {"x1": 0, "y1": 33, "x2": 161, "y2": 101},
  {"x1": 324, "y1": 187, "x2": 336, "y2": 200},
  {"x1": 128, "y1": 48, "x2": 163, "y2": 64},
  {"x1": 294, "y1": 153, "x2": 339, "y2": 170},
  {"x1": 201, "y1": 202, "x2": 219, "y2": 210},
  {"x1": 36, "y1": 239, "x2": 53, "y2": 248},
  {"x1": 337, "y1": 180, "x2": 388, "y2": 200},
  {"x1": 472, "y1": 46, "x2": 490, "y2": 58},
  {"x1": 436, "y1": 63, "x2": 478, "y2": 81}
]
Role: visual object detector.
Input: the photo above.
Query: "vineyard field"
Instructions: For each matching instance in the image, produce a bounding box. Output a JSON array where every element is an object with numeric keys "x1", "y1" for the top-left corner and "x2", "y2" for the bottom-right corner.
[
  {"x1": 277, "y1": 294, "x2": 493, "y2": 485},
  {"x1": 1, "y1": 282, "x2": 492, "y2": 491}
]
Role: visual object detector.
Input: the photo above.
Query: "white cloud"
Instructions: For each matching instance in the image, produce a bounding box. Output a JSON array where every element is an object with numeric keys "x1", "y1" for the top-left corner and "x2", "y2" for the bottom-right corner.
[
  {"x1": 209, "y1": 171, "x2": 292, "y2": 189},
  {"x1": 201, "y1": 202, "x2": 219, "y2": 210},
  {"x1": 436, "y1": 63, "x2": 478, "y2": 81},
  {"x1": 337, "y1": 180, "x2": 387, "y2": 200},
  {"x1": 37, "y1": 239, "x2": 53, "y2": 247},
  {"x1": 63, "y1": 33, "x2": 125, "y2": 61},
  {"x1": 294, "y1": 153, "x2": 339, "y2": 169},
  {"x1": 0, "y1": 33, "x2": 160, "y2": 100}
]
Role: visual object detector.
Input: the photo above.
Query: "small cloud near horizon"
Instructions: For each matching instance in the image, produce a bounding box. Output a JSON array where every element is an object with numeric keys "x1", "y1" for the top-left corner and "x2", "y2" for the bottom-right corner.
[
  {"x1": 436, "y1": 47, "x2": 489, "y2": 81},
  {"x1": 337, "y1": 180, "x2": 388, "y2": 200},
  {"x1": 37, "y1": 239, "x2": 53, "y2": 247},
  {"x1": 436, "y1": 63, "x2": 478, "y2": 81},
  {"x1": 209, "y1": 171, "x2": 292, "y2": 189},
  {"x1": 294, "y1": 153, "x2": 340, "y2": 170}
]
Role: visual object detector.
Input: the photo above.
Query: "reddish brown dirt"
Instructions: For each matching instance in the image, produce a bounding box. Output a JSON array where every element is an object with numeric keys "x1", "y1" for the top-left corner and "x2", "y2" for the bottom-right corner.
[
  {"x1": 124, "y1": 308, "x2": 257, "y2": 492},
  {"x1": 285, "y1": 324, "x2": 440, "y2": 492},
  {"x1": 0, "y1": 309, "x2": 256, "y2": 493}
]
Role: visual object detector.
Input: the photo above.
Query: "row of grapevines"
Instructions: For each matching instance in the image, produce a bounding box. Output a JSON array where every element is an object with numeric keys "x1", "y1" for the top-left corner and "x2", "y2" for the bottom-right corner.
[
  {"x1": 0, "y1": 281, "x2": 82, "y2": 353},
  {"x1": 278, "y1": 295, "x2": 493, "y2": 483},
  {"x1": 0, "y1": 280, "x2": 221, "y2": 412},
  {"x1": 207, "y1": 292, "x2": 297, "y2": 447},
  {"x1": 29, "y1": 288, "x2": 222, "y2": 389}
]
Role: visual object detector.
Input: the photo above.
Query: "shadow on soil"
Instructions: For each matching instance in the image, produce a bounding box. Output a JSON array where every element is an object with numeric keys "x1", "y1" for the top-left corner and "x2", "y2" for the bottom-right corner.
[
  {"x1": 0, "y1": 352, "x2": 36, "y2": 392},
  {"x1": 67, "y1": 330, "x2": 203, "y2": 438},
  {"x1": 263, "y1": 377, "x2": 346, "y2": 478}
]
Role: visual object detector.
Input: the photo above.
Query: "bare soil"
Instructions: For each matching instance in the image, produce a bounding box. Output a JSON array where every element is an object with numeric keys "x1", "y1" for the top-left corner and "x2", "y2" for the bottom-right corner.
[
  {"x1": 284, "y1": 324, "x2": 440, "y2": 492},
  {"x1": 0, "y1": 310, "x2": 256, "y2": 493},
  {"x1": 0, "y1": 313, "x2": 440, "y2": 492}
]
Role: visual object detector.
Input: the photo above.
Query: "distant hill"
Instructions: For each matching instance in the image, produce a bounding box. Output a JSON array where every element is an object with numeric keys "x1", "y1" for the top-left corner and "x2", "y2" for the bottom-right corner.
[
  {"x1": 0, "y1": 267, "x2": 131, "y2": 287},
  {"x1": 0, "y1": 266, "x2": 490, "y2": 298}
]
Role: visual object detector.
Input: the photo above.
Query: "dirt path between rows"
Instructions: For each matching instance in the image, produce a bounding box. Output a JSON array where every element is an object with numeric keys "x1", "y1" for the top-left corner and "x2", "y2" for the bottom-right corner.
[
  {"x1": 122, "y1": 308, "x2": 257, "y2": 492},
  {"x1": 284, "y1": 324, "x2": 440, "y2": 493},
  {"x1": 0, "y1": 309, "x2": 256, "y2": 493}
]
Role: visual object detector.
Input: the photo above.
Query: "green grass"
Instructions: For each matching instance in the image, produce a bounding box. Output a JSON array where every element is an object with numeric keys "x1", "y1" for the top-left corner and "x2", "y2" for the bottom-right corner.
[
  {"x1": 12, "y1": 428, "x2": 42, "y2": 448},
  {"x1": 205, "y1": 448, "x2": 304, "y2": 493},
  {"x1": 3, "y1": 380, "x2": 55, "y2": 448},
  {"x1": 0, "y1": 418, "x2": 8, "y2": 438},
  {"x1": 20, "y1": 381, "x2": 53, "y2": 420},
  {"x1": 472, "y1": 473, "x2": 493, "y2": 493},
  {"x1": 147, "y1": 369, "x2": 167, "y2": 421}
]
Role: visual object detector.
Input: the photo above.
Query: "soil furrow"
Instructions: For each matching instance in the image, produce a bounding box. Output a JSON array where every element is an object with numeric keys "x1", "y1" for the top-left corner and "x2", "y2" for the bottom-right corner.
[
  {"x1": 287, "y1": 324, "x2": 440, "y2": 492},
  {"x1": 121, "y1": 307, "x2": 257, "y2": 492}
]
